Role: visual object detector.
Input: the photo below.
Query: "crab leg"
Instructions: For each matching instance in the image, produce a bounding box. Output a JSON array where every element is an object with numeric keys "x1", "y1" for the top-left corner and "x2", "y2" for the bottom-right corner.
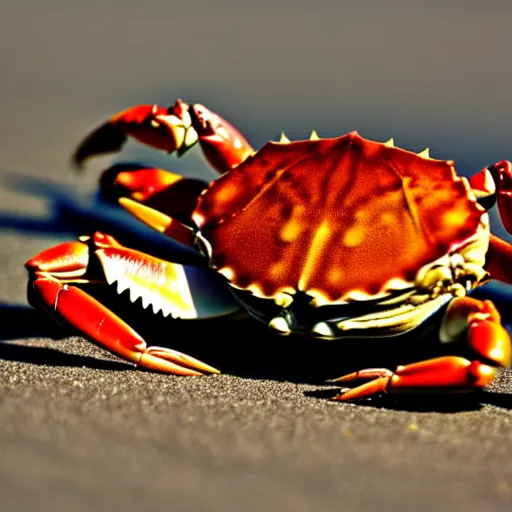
[
  {"x1": 491, "y1": 160, "x2": 512, "y2": 234},
  {"x1": 471, "y1": 161, "x2": 512, "y2": 283},
  {"x1": 485, "y1": 234, "x2": 512, "y2": 285},
  {"x1": 31, "y1": 277, "x2": 218, "y2": 375},
  {"x1": 470, "y1": 160, "x2": 512, "y2": 233},
  {"x1": 99, "y1": 163, "x2": 208, "y2": 225},
  {"x1": 72, "y1": 100, "x2": 254, "y2": 174},
  {"x1": 330, "y1": 357, "x2": 497, "y2": 401},
  {"x1": 119, "y1": 198, "x2": 197, "y2": 248},
  {"x1": 25, "y1": 232, "x2": 239, "y2": 375},
  {"x1": 330, "y1": 296, "x2": 511, "y2": 401}
]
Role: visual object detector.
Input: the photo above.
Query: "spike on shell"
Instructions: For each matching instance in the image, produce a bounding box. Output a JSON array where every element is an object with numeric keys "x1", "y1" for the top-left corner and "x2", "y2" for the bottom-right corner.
[{"x1": 279, "y1": 132, "x2": 291, "y2": 144}]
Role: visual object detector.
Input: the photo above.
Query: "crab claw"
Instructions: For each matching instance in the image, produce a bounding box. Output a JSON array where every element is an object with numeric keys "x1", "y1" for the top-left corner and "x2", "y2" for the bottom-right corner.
[
  {"x1": 72, "y1": 100, "x2": 198, "y2": 169},
  {"x1": 190, "y1": 104, "x2": 254, "y2": 173}
]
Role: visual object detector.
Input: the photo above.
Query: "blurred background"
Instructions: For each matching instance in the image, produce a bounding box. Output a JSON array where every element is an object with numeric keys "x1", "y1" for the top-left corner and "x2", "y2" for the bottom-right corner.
[{"x1": 2, "y1": 0, "x2": 512, "y2": 174}]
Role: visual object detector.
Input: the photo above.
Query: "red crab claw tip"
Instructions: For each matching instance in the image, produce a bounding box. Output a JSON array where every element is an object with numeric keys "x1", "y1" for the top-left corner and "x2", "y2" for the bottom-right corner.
[{"x1": 72, "y1": 102, "x2": 198, "y2": 169}]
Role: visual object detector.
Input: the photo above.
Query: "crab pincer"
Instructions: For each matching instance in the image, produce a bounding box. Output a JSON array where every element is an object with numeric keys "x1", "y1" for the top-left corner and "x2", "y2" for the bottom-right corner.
[
  {"x1": 72, "y1": 100, "x2": 253, "y2": 174},
  {"x1": 26, "y1": 232, "x2": 227, "y2": 376},
  {"x1": 72, "y1": 100, "x2": 197, "y2": 169}
]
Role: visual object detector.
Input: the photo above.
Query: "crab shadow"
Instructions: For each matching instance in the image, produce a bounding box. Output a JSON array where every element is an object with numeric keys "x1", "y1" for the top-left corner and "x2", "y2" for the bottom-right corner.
[
  {"x1": 304, "y1": 388, "x2": 512, "y2": 412},
  {"x1": 0, "y1": 303, "x2": 130, "y2": 371},
  {"x1": 3, "y1": 300, "x2": 512, "y2": 412},
  {"x1": 0, "y1": 170, "x2": 202, "y2": 264},
  {"x1": 0, "y1": 171, "x2": 118, "y2": 236}
]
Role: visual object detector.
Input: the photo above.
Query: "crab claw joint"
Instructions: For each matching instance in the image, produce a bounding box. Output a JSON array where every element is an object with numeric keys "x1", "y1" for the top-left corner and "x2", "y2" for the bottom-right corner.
[
  {"x1": 72, "y1": 100, "x2": 198, "y2": 169},
  {"x1": 190, "y1": 104, "x2": 254, "y2": 173}
]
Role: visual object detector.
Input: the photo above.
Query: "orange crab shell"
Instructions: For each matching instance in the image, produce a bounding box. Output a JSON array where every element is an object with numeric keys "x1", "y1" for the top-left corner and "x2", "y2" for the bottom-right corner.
[{"x1": 192, "y1": 132, "x2": 485, "y2": 306}]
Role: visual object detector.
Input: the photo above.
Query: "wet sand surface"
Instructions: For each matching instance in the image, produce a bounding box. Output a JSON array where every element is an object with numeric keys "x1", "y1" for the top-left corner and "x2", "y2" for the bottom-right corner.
[{"x1": 1, "y1": 2, "x2": 512, "y2": 511}]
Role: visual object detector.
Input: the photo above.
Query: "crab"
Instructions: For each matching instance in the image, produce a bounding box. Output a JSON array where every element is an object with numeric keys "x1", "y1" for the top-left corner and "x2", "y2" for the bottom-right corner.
[{"x1": 25, "y1": 100, "x2": 512, "y2": 401}]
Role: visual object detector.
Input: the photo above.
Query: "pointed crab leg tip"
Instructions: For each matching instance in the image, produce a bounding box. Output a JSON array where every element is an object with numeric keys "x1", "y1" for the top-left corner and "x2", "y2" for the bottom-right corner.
[
  {"x1": 418, "y1": 148, "x2": 430, "y2": 158},
  {"x1": 119, "y1": 197, "x2": 171, "y2": 233},
  {"x1": 145, "y1": 347, "x2": 221, "y2": 375},
  {"x1": 331, "y1": 390, "x2": 365, "y2": 402},
  {"x1": 309, "y1": 130, "x2": 320, "y2": 140},
  {"x1": 384, "y1": 138, "x2": 395, "y2": 147},
  {"x1": 182, "y1": 355, "x2": 221, "y2": 375},
  {"x1": 325, "y1": 368, "x2": 394, "y2": 384},
  {"x1": 325, "y1": 374, "x2": 353, "y2": 384}
]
